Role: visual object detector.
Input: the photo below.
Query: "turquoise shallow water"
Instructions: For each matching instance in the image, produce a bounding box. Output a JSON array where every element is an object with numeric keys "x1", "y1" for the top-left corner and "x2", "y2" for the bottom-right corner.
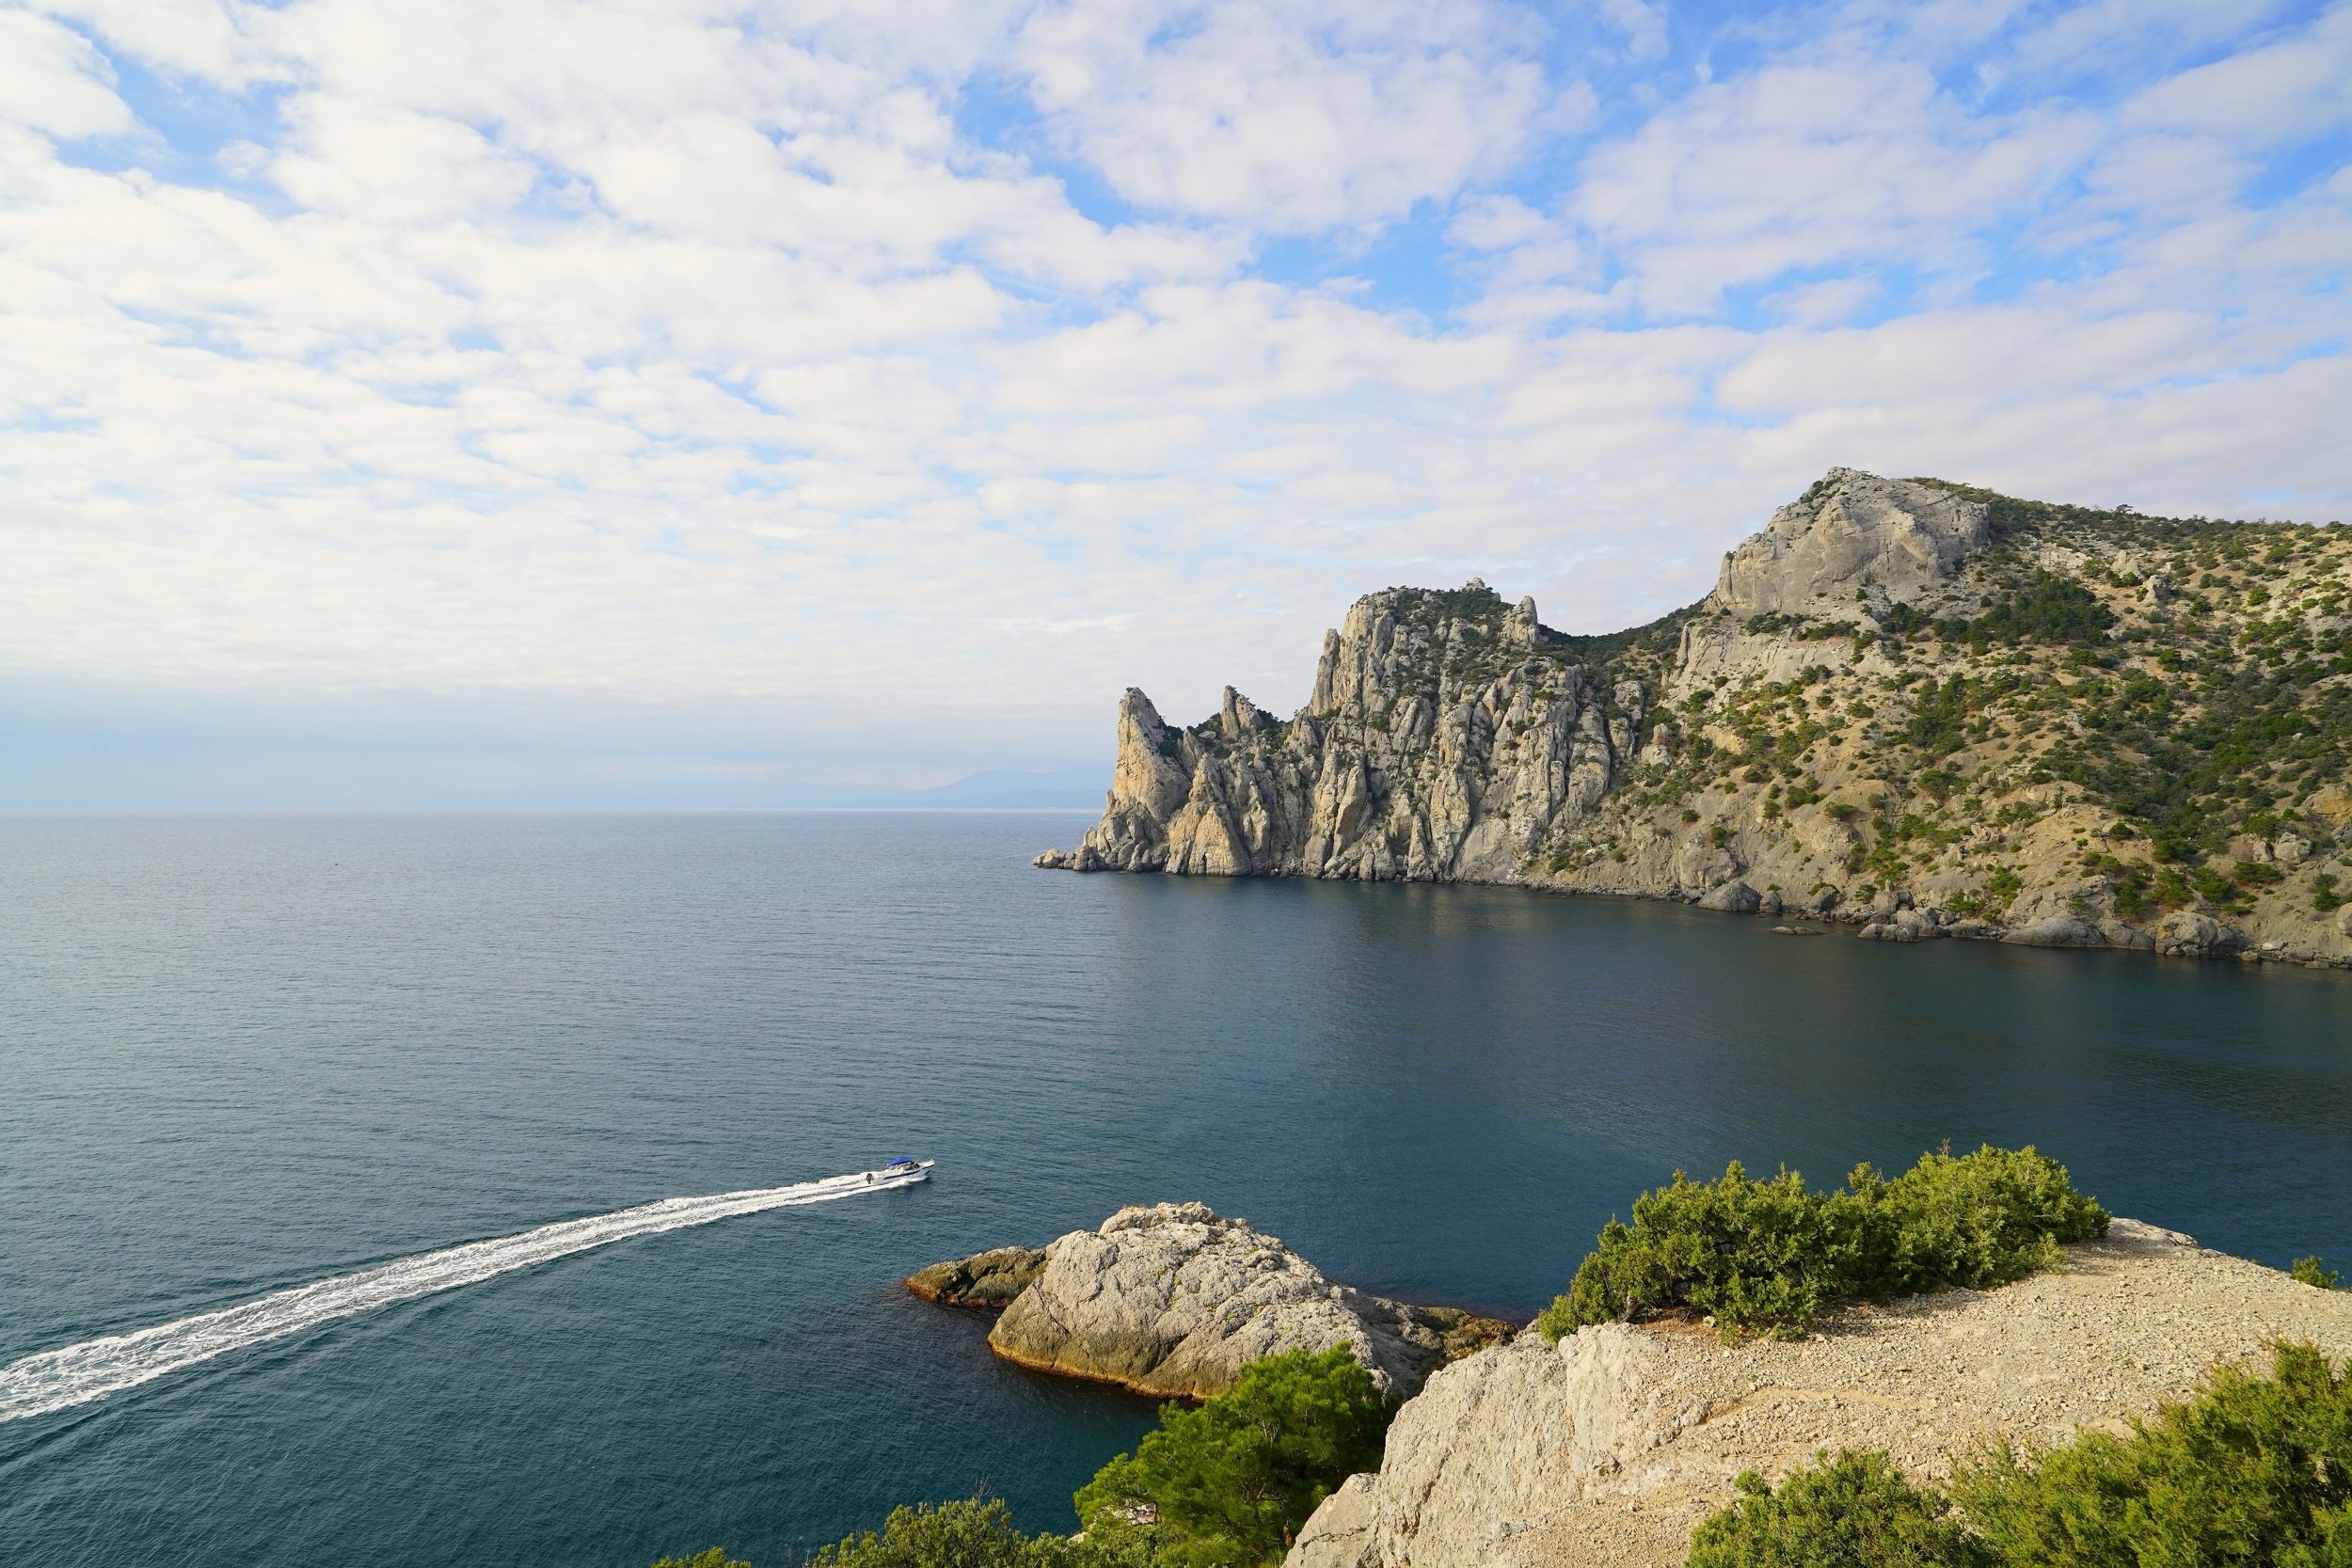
[{"x1": 2, "y1": 812, "x2": 2348, "y2": 1568}]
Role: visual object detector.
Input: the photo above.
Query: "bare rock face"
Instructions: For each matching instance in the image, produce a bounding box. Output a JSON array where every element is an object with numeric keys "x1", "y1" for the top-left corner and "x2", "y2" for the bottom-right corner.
[
  {"x1": 904, "y1": 1245, "x2": 1046, "y2": 1307},
  {"x1": 1695, "y1": 880, "x2": 1760, "y2": 914},
  {"x1": 1709, "y1": 468, "x2": 1991, "y2": 620},
  {"x1": 1036, "y1": 583, "x2": 1638, "y2": 883},
  {"x1": 1288, "y1": 1223, "x2": 2352, "y2": 1568},
  {"x1": 2155, "y1": 909, "x2": 2246, "y2": 958},
  {"x1": 980, "y1": 1202, "x2": 1510, "y2": 1400}
]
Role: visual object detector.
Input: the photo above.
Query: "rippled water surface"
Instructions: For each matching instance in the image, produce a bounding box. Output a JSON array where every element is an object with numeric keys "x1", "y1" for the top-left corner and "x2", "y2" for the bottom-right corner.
[{"x1": 3, "y1": 812, "x2": 2347, "y2": 1568}]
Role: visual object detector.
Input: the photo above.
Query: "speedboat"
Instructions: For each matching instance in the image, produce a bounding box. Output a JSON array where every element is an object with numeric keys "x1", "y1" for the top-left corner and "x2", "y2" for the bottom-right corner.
[{"x1": 862, "y1": 1158, "x2": 934, "y2": 1189}]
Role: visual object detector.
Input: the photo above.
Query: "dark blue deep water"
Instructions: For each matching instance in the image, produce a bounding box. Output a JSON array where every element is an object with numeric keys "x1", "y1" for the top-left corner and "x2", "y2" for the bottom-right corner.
[{"x1": 3, "y1": 812, "x2": 2348, "y2": 1568}]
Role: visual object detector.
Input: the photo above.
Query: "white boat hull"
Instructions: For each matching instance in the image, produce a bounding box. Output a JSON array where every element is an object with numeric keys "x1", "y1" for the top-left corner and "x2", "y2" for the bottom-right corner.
[{"x1": 859, "y1": 1160, "x2": 933, "y2": 1190}]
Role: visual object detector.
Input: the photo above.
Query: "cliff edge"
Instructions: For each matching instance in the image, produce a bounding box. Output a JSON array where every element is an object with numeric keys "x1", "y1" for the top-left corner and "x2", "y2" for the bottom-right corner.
[
  {"x1": 1040, "y1": 469, "x2": 2352, "y2": 968},
  {"x1": 1288, "y1": 1219, "x2": 2352, "y2": 1568}
]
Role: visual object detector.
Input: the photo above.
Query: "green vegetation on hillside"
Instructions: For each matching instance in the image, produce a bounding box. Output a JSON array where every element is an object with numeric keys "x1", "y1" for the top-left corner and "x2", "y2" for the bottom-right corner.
[
  {"x1": 1536, "y1": 1146, "x2": 2109, "y2": 1341},
  {"x1": 1073, "y1": 1347, "x2": 1391, "y2": 1568},
  {"x1": 1577, "y1": 482, "x2": 2352, "y2": 930},
  {"x1": 1686, "y1": 1342, "x2": 2352, "y2": 1568}
]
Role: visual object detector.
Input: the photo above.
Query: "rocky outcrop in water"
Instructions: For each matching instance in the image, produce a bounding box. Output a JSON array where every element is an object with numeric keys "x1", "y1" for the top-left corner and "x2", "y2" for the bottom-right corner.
[
  {"x1": 904, "y1": 1245, "x2": 1046, "y2": 1307},
  {"x1": 921, "y1": 1202, "x2": 1510, "y2": 1399},
  {"x1": 1287, "y1": 1220, "x2": 2352, "y2": 1568},
  {"x1": 1039, "y1": 467, "x2": 2352, "y2": 969}
]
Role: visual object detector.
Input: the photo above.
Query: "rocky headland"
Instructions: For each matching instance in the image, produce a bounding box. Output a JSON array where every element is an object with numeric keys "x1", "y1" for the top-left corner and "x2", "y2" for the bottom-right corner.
[
  {"x1": 1039, "y1": 469, "x2": 2352, "y2": 968},
  {"x1": 1288, "y1": 1218, "x2": 2352, "y2": 1568},
  {"x1": 907, "y1": 1201, "x2": 1509, "y2": 1400}
]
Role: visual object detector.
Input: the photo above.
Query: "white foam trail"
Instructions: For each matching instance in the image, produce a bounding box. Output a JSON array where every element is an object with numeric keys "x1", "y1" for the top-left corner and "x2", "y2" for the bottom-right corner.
[{"x1": 1, "y1": 1171, "x2": 906, "y2": 1423}]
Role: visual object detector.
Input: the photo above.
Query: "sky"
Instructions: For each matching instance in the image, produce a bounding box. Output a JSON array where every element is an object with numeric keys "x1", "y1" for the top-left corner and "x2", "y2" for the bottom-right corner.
[{"x1": 3, "y1": 0, "x2": 2348, "y2": 806}]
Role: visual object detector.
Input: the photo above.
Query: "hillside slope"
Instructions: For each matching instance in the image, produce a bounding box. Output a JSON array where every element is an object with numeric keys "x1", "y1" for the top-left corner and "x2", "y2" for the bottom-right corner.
[{"x1": 1037, "y1": 469, "x2": 2352, "y2": 967}]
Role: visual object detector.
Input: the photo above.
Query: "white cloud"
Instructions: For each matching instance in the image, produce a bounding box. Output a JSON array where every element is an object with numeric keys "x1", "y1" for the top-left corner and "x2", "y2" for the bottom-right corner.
[
  {"x1": 1014, "y1": 0, "x2": 1552, "y2": 232},
  {"x1": 2121, "y1": 4, "x2": 2352, "y2": 143},
  {"x1": 1568, "y1": 55, "x2": 2100, "y2": 313},
  {"x1": 0, "y1": 10, "x2": 135, "y2": 138},
  {"x1": 34, "y1": 0, "x2": 282, "y2": 89},
  {"x1": 0, "y1": 0, "x2": 2346, "y2": 801},
  {"x1": 1598, "y1": 0, "x2": 1669, "y2": 64}
]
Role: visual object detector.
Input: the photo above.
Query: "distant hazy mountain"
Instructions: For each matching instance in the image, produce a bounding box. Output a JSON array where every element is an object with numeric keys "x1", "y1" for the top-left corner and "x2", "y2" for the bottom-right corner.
[{"x1": 856, "y1": 768, "x2": 1107, "y2": 810}]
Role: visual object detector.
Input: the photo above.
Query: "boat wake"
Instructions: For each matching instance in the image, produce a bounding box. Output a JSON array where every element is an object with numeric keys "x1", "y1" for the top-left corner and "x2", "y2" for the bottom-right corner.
[{"x1": 0, "y1": 1170, "x2": 908, "y2": 1424}]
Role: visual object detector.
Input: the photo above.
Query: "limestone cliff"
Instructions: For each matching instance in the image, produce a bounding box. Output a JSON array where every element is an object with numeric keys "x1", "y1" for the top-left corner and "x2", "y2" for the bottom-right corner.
[
  {"x1": 921, "y1": 1202, "x2": 1508, "y2": 1400},
  {"x1": 1285, "y1": 1221, "x2": 2352, "y2": 1568},
  {"x1": 1034, "y1": 582, "x2": 1671, "y2": 882},
  {"x1": 1040, "y1": 468, "x2": 2352, "y2": 968}
]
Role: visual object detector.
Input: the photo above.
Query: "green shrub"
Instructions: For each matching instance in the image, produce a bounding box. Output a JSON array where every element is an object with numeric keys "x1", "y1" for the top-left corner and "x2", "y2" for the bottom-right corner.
[
  {"x1": 1538, "y1": 1163, "x2": 1851, "y2": 1341},
  {"x1": 2191, "y1": 865, "x2": 2237, "y2": 904},
  {"x1": 1073, "y1": 1347, "x2": 1391, "y2": 1568},
  {"x1": 2293, "y1": 1255, "x2": 2343, "y2": 1290},
  {"x1": 1686, "y1": 1344, "x2": 2352, "y2": 1568},
  {"x1": 1967, "y1": 572, "x2": 2117, "y2": 648},
  {"x1": 805, "y1": 1499, "x2": 1126, "y2": 1568},
  {"x1": 1953, "y1": 1342, "x2": 2352, "y2": 1567},
  {"x1": 652, "y1": 1552, "x2": 754, "y2": 1568},
  {"x1": 1537, "y1": 1147, "x2": 2106, "y2": 1341},
  {"x1": 1849, "y1": 1145, "x2": 2109, "y2": 1299},
  {"x1": 808, "y1": 1500, "x2": 1027, "y2": 1568},
  {"x1": 1685, "y1": 1451, "x2": 1985, "y2": 1568}
]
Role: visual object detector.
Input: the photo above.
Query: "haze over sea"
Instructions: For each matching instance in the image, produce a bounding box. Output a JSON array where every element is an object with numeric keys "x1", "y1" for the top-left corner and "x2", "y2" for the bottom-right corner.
[{"x1": 4, "y1": 811, "x2": 2348, "y2": 1568}]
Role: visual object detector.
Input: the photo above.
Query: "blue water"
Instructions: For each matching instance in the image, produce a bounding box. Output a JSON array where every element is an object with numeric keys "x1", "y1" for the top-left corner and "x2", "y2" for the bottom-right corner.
[{"x1": 2, "y1": 812, "x2": 2347, "y2": 1568}]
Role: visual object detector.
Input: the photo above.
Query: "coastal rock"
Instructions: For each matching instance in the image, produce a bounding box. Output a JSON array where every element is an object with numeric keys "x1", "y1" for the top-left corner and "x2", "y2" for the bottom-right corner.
[
  {"x1": 1288, "y1": 1225, "x2": 2352, "y2": 1568},
  {"x1": 904, "y1": 1245, "x2": 1046, "y2": 1307},
  {"x1": 2001, "y1": 914, "x2": 2106, "y2": 948},
  {"x1": 1695, "y1": 880, "x2": 1760, "y2": 914},
  {"x1": 1861, "y1": 908, "x2": 1946, "y2": 942},
  {"x1": 2155, "y1": 910, "x2": 2246, "y2": 958},
  {"x1": 981, "y1": 1202, "x2": 1510, "y2": 1399}
]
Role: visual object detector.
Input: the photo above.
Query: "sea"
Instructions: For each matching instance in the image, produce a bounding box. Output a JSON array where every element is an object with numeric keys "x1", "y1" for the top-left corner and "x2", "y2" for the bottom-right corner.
[{"x1": 3, "y1": 812, "x2": 2347, "y2": 1568}]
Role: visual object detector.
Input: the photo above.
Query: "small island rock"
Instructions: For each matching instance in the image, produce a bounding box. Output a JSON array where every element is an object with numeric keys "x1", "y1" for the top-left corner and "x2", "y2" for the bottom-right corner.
[{"x1": 964, "y1": 1201, "x2": 1510, "y2": 1399}]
